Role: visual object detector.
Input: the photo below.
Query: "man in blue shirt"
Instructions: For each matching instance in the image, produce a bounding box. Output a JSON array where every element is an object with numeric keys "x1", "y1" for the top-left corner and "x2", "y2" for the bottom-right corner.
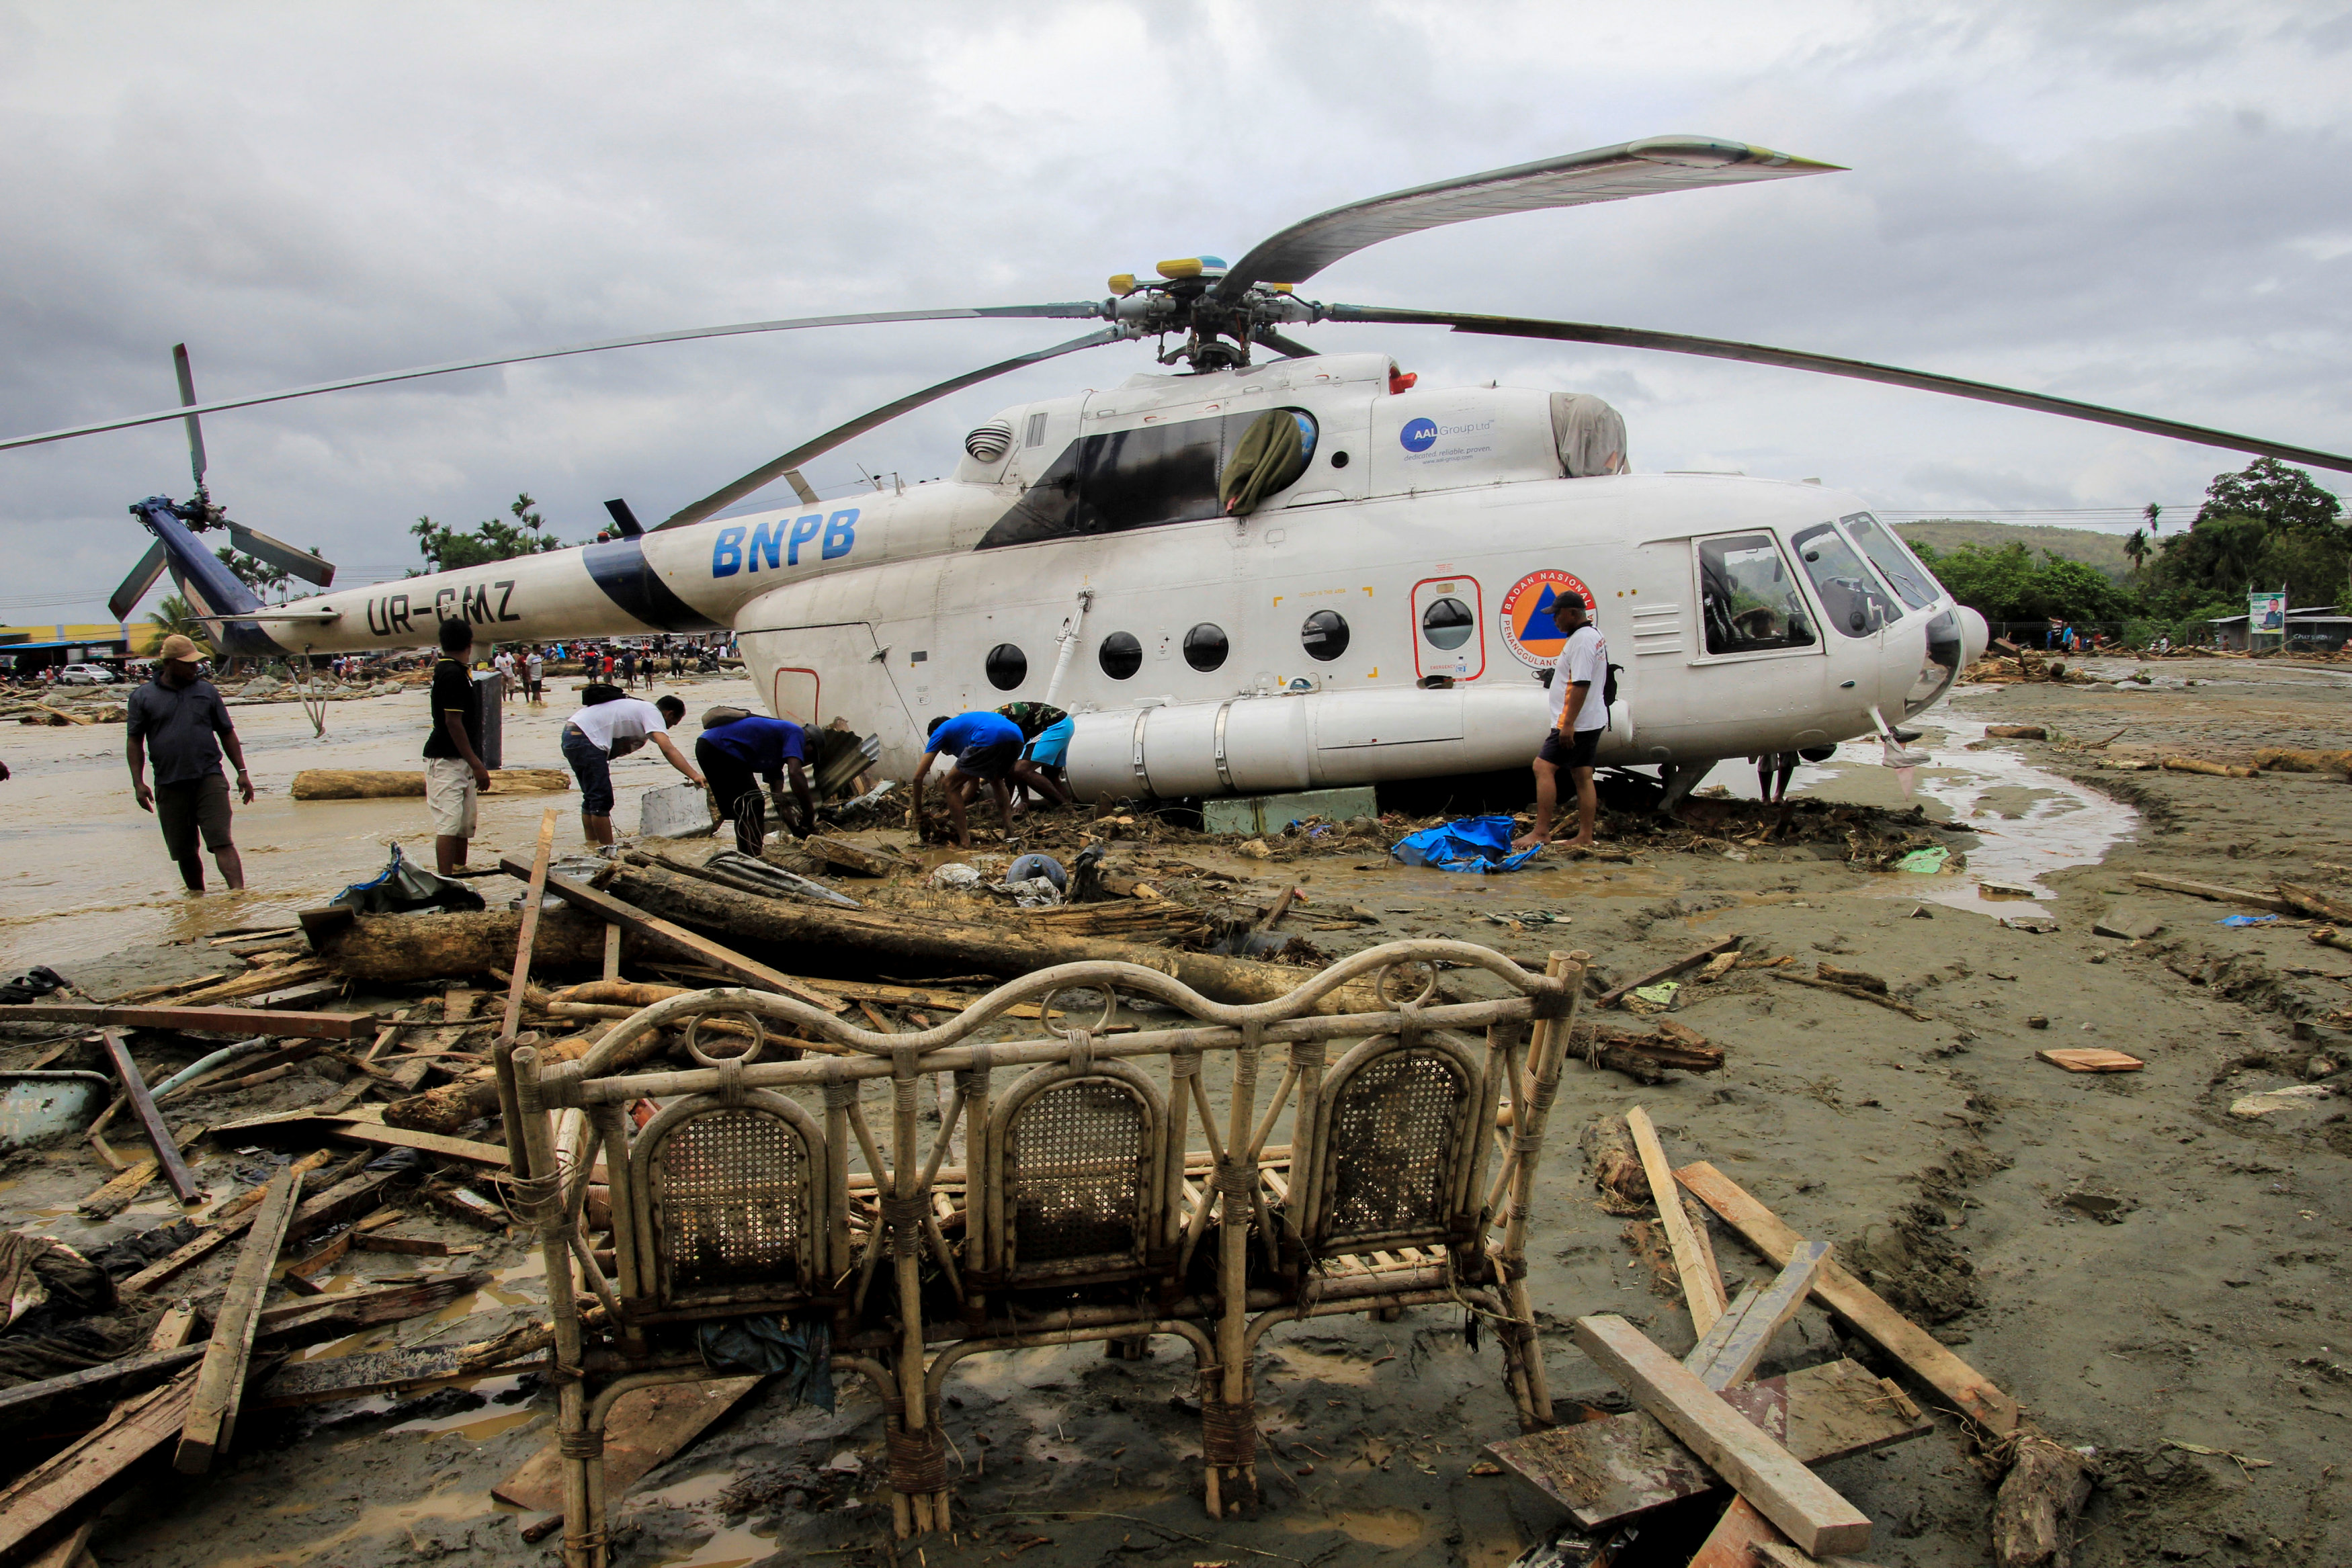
[
  {"x1": 694, "y1": 709, "x2": 817, "y2": 855},
  {"x1": 126, "y1": 634, "x2": 255, "y2": 892},
  {"x1": 913, "y1": 710, "x2": 1022, "y2": 847}
]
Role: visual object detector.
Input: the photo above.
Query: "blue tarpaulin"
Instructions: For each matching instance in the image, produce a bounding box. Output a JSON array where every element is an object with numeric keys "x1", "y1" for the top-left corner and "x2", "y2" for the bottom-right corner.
[{"x1": 1390, "y1": 815, "x2": 1545, "y2": 875}]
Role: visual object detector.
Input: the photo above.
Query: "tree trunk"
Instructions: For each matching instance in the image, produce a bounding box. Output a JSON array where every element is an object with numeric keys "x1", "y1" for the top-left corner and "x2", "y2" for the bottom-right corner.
[
  {"x1": 290, "y1": 769, "x2": 572, "y2": 800},
  {"x1": 605, "y1": 861, "x2": 1400, "y2": 1014},
  {"x1": 317, "y1": 909, "x2": 639, "y2": 982}
]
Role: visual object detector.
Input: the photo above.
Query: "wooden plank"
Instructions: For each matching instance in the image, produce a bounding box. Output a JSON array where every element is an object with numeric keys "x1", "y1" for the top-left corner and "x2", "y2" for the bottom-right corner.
[
  {"x1": 1571, "y1": 1314, "x2": 1872, "y2": 1559},
  {"x1": 1689, "y1": 1497, "x2": 1788, "y2": 1568},
  {"x1": 175, "y1": 1164, "x2": 304, "y2": 1472},
  {"x1": 602, "y1": 921, "x2": 623, "y2": 982},
  {"x1": 116, "y1": 1150, "x2": 345, "y2": 1294},
  {"x1": 1599, "y1": 935, "x2": 1742, "y2": 1009},
  {"x1": 95, "y1": 1029, "x2": 203, "y2": 1205},
  {"x1": 353, "y1": 1233, "x2": 476, "y2": 1257},
  {"x1": 2129, "y1": 873, "x2": 2292, "y2": 912},
  {"x1": 1675, "y1": 1160, "x2": 2021, "y2": 1436},
  {"x1": 23, "y1": 1514, "x2": 96, "y2": 1568},
  {"x1": 1685, "y1": 1280, "x2": 1765, "y2": 1381},
  {"x1": 1625, "y1": 1107, "x2": 1727, "y2": 1334},
  {"x1": 76, "y1": 1123, "x2": 205, "y2": 1219},
  {"x1": 325, "y1": 1121, "x2": 509, "y2": 1168},
  {"x1": 499, "y1": 808, "x2": 562, "y2": 1059},
  {"x1": 2277, "y1": 881, "x2": 2352, "y2": 924},
  {"x1": 256, "y1": 1342, "x2": 552, "y2": 1407},
  {"x1": 501, "y1": 857, "x2": 846, "y2": 1013},
  {"x1": 0, "y1": 1003, "x2": 376, "y2": 1040},
  {"x1": 253, "y1": 1270, "x2": 493, "y2": 1340},
  {"x1": 1755, "y1": 1542, "x2": 1884, "y2": 1568},
  {"x1": 0, "y1": 1373, "x2": 200, "y2": 1560},
  {"x1": 1690, "y1": 1241, "x2": 1831, "y2": 1391},
  {"x1": 0, "y1": 1343, "x2": 210, "y2": 1421},
  {"x1": 2035, "y1": 1048, "x2": 2144, "y2": 1074},
  {"x1": 1486, "y1": 1358, "x2": 1928, "y2": 1530},
  {"x1": 492, "y1": 1377, "x2": 761, "y2": 1511}
]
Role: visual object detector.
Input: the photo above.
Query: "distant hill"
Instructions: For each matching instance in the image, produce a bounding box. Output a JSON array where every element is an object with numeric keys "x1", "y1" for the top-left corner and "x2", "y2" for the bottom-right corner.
[{"x1": 1891, "y1": 519, "x2": 2135, "y2": 582}]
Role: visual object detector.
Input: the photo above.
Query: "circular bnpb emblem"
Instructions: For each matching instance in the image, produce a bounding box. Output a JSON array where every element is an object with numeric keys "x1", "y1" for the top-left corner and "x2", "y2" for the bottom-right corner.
[
  {"x1": 1497, "y1": 568, "x2": 1597, "y2": 667},
  {"x1": 1398, "y1": 417, "x2": 1438, "y2": 453}
]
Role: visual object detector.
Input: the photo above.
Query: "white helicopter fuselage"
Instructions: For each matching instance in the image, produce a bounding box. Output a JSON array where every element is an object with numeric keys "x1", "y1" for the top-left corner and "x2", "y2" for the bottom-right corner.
[{"x1": 269, "y1": 351, "x2": 1981, "y2": 794}]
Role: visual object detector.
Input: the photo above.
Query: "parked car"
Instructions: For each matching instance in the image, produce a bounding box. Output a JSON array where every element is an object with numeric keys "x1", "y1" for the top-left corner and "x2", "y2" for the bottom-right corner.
[{"x1": 55, "y1": 663, "x2": 120, "y2": 685}]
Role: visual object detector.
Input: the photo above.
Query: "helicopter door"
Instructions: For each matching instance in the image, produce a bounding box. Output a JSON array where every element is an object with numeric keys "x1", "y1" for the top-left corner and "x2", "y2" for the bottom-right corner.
[
  {"x1": 1650, "y1": 531, "x2": 1832, "y2": 756},
  {"x1": 1411, "y1": 576, "x2": 1484, "y2": 681},
  {"x1": 773, "y1": 667, "x2": 819, "y2": 726}
]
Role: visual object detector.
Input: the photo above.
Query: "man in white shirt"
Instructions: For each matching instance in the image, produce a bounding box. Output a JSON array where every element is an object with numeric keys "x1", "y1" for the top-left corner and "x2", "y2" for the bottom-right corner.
[
  {"x1": 522, "y1": 646, "x2": 545, "y2": 703},
  {"x1": 1513, "y1": 597, "x2": 1609, "y2": 852},
  {"x1": 559, "y1": 691, "x2": 706, "y2": 845}
]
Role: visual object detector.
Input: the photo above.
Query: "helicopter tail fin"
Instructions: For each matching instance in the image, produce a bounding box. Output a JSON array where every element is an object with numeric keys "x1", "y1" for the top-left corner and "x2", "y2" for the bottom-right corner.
[{"x1": 131, "y1": 496, "x2": 286, "y2": 659}]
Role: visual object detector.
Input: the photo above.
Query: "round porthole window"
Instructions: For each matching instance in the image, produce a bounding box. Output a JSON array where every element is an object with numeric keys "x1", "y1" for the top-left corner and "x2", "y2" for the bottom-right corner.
[
  {"x1": 1099, "y1": 632, "x2": 1142, "y2": 680},
  {"x1": 1183, "y1": 623, "x2": 1228, "y2": 672},
  {"x1": 1300, "y1": 609, "x2": 1349, "y2": 662},
  {"x1": 984, "y1": 644, "x2": 1027, "y2": 691},
  {"x1": 1421, "y1": 596, "x2": 1474, "y2": 650}
]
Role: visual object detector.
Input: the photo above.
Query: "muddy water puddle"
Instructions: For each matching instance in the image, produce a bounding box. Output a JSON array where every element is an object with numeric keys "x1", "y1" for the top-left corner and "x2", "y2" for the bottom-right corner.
[{"x1": 0, "y1": 678, "x2": 759, "y2": 970}]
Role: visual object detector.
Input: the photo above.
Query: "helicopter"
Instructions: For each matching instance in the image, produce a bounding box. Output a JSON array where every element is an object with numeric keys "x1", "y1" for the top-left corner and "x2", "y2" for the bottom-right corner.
[{"x1": 10, "y1": 134, "x2": 2348, "y2": 803}]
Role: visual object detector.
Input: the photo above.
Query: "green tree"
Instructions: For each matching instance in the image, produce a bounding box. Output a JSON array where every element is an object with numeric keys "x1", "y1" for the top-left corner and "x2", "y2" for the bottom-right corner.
[
  {"x1": 2124, "y1": 527, "x2": 2148, "y2": 574},
  {"x1": 411, "y1": 507, "x2": 570, "y2": 573},
  {"x1": 510, "y1": 492, "x2": 546, "y2": 535},
  {"x1": 147, "y1": 594, "x2": 212, "y2": 650},
  {"x1": 214, "y1": 546, "x2": 290, "y2": 600},
  {"x1": 2197, "y1": 456, "x2": 2343, "y2": 536},
  {"x1": 2144, "y1": 502, "x2": 2162, "y2": 534}
]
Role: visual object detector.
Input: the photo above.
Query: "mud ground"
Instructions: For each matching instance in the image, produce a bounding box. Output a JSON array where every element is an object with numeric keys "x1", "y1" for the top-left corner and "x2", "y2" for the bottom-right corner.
[{"x1": 4, "y1": 659, "x2": 2349, "y2": 1567}]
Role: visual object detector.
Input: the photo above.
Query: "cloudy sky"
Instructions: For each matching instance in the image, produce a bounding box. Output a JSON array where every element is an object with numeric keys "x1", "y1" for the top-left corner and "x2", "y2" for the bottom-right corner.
[{"x1": 3, "y1": 0, "x2": 2348, "y2": 623}]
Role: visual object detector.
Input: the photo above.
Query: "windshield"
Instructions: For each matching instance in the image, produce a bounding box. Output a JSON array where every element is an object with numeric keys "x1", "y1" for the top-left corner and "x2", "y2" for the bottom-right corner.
[
  {"x1": 1790, "y1": 522, "x2": 1902, "y2": 639},
  {"x1": 1840, "y1": 512, "x2": 1939, "y2": 610}
]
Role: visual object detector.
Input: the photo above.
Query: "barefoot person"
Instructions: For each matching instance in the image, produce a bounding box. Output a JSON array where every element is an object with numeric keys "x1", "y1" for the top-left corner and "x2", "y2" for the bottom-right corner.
[
  {"x1": 694, "y1": 708, "x2": 817, "y2": 855},
  {"x1": 911, "y1": 710, "x2": 1022, "y2": 848},
  {"x1": 126, "y1": 634, "x2": 253, "y2": 892},
  {"x1": 423, "y1": 618, "x2": 493, "y2": 875},
  {"x1": 1513, "y1": 596, "x2": 1609, "y2": 852},
  {"x1": 560, "y1": 689, "x2": 704, "y2": 846}
]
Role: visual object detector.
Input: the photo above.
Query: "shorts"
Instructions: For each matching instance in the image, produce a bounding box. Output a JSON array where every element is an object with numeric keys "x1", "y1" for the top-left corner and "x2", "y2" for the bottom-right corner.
[
  {"x1": 425, "y1": 757, "x2": 479, "y2": 838},
  {"x1": 155, "y1": 773, "x2": 233, "y2": 860},
  {"x1": 952, "y1": 737, "x2": 1021, "y2": 782},
  {"x1": 562, "y1": 726, "x2": 615, "y2": 817},
  {"x1": 1538, "y1": 727, "x2": 1601, "y2": 769},
  {"x1": 1025, "y1": 717, "x2": 1075, "y2": 769}
]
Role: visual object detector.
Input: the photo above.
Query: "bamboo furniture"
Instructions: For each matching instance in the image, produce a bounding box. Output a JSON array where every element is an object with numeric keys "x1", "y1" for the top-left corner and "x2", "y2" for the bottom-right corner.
[{"x1": 511, "y1": 939, "x2": 1586, "y2": 1566}]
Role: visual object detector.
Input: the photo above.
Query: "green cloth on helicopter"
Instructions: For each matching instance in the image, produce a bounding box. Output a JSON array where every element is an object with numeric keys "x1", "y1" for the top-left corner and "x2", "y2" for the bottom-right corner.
[{"x1": 1219, "y1": 408, "x2": 1309, "y2": 515}]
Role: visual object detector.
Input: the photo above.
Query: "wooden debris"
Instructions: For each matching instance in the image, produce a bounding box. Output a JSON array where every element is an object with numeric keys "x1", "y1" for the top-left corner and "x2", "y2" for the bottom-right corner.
[
  {"x1": 1598, "y1": 935, "x2": 1744, "y2": 1010},
  {"x1": 257, "y1": 1337, "x2": 552, "y2": 1406},
  {"x1": 1584, "y1": 1115, "x2": 1650, "y2": 1213},
  {"x1": 1991, "y1": 1434, "x2": 2099, "y2": 1568},
  {"x1": 77, "y1": 1123, "x2": 205, "y2": 1220},
  {"x1": 1625, "y1": 1107, "x2": 1727, "y2": 1334},
  {"x1": 2130, "y1": 873, "x2": 2292, "y2": 912},
  {"x1": 2253, "y1": 746, "x2": 2352, "y2": 775},
  {"x1": 2035, "y1": 1048, "x2": 2144, "y2": 1074},
  {"x1": 1814, "y1": 963, "x2": 1886, "y2": 994},
  {"x1": 1984, "y1": 725, "x2": 2047, "y2": 740},
  {"x1": 1675, "y1": 1160, "x2": 2021, "y2": 1436},
  {"x1": 1771, "y1": 971, "x2": 1932, "y2": 1021},
  {"x1": 1487, "y1": 1356, "x2": 1923, "y2": 1532},
  {"x1": 1571, "y1": 1313, "x2": 1872, "y2": 1559},
  {"x1": 0, "y1": 1343, "x2": 210, "y2": 1422},
  {"x1": 94, "y1": 1030, "x2": 203, "y2": 1205},
  {"x1": 492, "y1": 1377, "x2": 761, "y2": 1512},
  {"x1": 1570, "y1": 1022, "x2": 1726, "y2": 1082},
  {"x1": 800, "y1": 834, "x2": 900, "y2": 877},
  {"x1": 1697, "y1": 951, "x2": 1740, "y2": 983},
  {"x1": 2160, "y1": 756, "x2": 2257, "y2": 778},
  {"x1": 309, "y1": 906, "x2": 636, "y2": 984},
  {"x1": 325, "y1": 1121, "x2": 510, "y2": 1167},
  {"x1": 1687, "y1": 1499, "x2": 1790, "y2": 1568},
  {"x1": 1687, "y1": 1241, "x2": 1831, "y2": 1389},
  {"x1": 2275, "y1": 882, "x2": 2352, "y2": 924},
  {"x1": 175, "y1": 1164, "x2": 303, "y2": 1473},
  {"x1": 1754, "y1": 1544, "x2": 1884, "y2": 1568},
  {"x1": 290, "y1": 767, "x2": 571, "y2": 799},
  {"x1": 254, "y1": 1270, "x2": 492, "y2": 1340},
  {"x1": 2312, "y1": 928, "x2": 2352, "y2": 956},
  {"x1": 0, "y1": 1372, "x2": 202, "y2": 1561},
  {"x1": 0, "y1": 1002, "x2": 376, "y2": 1040}
]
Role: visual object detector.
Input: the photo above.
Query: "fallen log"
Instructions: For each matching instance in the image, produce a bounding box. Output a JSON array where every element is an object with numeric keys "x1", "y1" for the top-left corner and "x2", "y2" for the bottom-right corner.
[
  {"x1": 2313, "y1": 928, "x2": 2352, "y2": 956},
  {"x1": 603, "y1": 859, "x2": 1402, "y2": 1014},
  {"x1": 1773, "y1": 971, "x2": 1933, "y2": 1020},
  {"x1": 1814, "y1": 962, "x2": 1888, "y2": 994},
  {"x1": 2251, "y1": 746, "x2": 2352, "y2": 775},
  {"x1": 0, "y1": 1002, "x2": 375, "y2": 1040},
  {"x1": 385, "y1": 1031, "x2": 628, "y2": 1136},
  {"x1": 1597, "y1": 935, "x2": 1743, "y2": 1010},
  {"x1": 312, "y1": 906, "x2": 642, "y2": 982},
  {"x1": 1570, "y1": 1022, "x2": 1726, "y2": 1083},
  {"x1": 290, "y1": 767, "x2": 572, "y2": 799},
  {"x1": 2160, "y1": 755, "x2": 2258, "y2": 778}
]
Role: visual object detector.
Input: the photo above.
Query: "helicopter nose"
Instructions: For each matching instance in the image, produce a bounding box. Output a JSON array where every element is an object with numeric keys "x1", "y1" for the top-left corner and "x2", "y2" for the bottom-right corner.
[{"x1": 1955, "y1": 605, "x2": 1989, "y2": 667}]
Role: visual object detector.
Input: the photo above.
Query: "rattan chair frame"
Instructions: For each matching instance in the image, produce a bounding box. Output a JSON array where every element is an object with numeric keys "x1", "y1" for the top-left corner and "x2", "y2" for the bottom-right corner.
[{"x1": 513, "y1": 940, "x2": 1585, "y2": 1567}]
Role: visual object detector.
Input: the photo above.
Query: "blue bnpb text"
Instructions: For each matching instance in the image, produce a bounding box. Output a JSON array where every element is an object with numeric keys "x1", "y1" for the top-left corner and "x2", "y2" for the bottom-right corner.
[{"x1": 712, "y1": 508, "x2": 859, "y2": 577}]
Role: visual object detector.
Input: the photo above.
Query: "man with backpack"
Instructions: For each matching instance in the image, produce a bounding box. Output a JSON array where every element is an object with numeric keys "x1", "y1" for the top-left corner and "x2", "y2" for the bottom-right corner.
[{"x1": 1513, "y1": 595, "x2": 1610, "y2": 853}]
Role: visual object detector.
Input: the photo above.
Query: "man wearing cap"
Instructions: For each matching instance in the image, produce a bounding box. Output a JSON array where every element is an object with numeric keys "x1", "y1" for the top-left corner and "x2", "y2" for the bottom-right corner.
[{"x1": 126, "y1": 634, "x2": 253, "y2": 892}]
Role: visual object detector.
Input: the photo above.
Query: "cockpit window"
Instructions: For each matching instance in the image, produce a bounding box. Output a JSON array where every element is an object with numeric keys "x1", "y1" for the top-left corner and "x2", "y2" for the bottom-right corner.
[
  {"x1": 1839, "y1": 512, "x2": 1938, "y2": 610},
  {"x1": 1791, "y1": 522, "x2": 1902, "y2": 639},
  {"x1": 1698, "y1": 533, "x2": 1816, "y2": 654}
]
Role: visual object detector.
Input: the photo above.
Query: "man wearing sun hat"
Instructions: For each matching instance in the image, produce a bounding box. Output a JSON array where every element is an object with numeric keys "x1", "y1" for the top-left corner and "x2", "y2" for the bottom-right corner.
[{"x1": 125, "y1": 634, "x2": 254, "y2": 893}]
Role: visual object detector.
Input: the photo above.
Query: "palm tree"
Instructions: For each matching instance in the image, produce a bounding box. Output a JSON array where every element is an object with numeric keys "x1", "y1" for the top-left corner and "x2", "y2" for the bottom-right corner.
[
  {"x1": 511, "y1": 492, "x2": 544, "y2": 534},
  {"x1": 2143, "y1": 502, "x2": 2162, "y2": 534},
  {"x1": 147, "y1": 594, "x2": 212, "y2": 651},
  {"x1": 2124, "y1": 527, "x2": 2148, "y2": 574}
]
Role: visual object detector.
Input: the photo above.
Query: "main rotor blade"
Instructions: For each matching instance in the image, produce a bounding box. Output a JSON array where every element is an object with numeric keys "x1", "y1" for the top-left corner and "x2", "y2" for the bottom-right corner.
[
  {"x1": 655, "y1": 326, "x2": 1122, "y2": 531},
  {"x1": 0, "y1": 304, "x2": 1107, "y2": 455},
  {"x1": 171, "y1": 343, "x2": 207, "y2": 490},
  {"x1": 1216, "y1": 137, "x2": 1838, "y2": 301},
  {"x1": 226, "y1": 523, "x2": 336, "y2": 587},
  {"x1": 108, "y1": 541, "x2": 168, "y2": 622},
  {"x1": 1329, "y1": 304, "x2": 2352, "y2": 476}
]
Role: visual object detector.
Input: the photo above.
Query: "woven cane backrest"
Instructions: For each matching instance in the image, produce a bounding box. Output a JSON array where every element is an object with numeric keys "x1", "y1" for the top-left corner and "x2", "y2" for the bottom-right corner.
[
  {"x1": 1307, "y1": 1037, "x2": 1480, "y2": 1253},
  {"x1": 989, "y1": 1061, "x2": 1167, "y2": 1284},
  {"x1": 631, "y1": 1090, "x2": 828, "y2": 1311}
]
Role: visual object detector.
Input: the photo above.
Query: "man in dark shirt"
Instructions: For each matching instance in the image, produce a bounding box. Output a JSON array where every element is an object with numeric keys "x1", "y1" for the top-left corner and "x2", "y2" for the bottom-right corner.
[
  {"x1": 422, "y1": 619, "x2": 491, "y2": 874},
  {"x1": 126, "y1": 634, "x2": 253, "y2": 892},
  {"x1": 694, "y1": 710, "x2": 817, "y2": 855}
]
